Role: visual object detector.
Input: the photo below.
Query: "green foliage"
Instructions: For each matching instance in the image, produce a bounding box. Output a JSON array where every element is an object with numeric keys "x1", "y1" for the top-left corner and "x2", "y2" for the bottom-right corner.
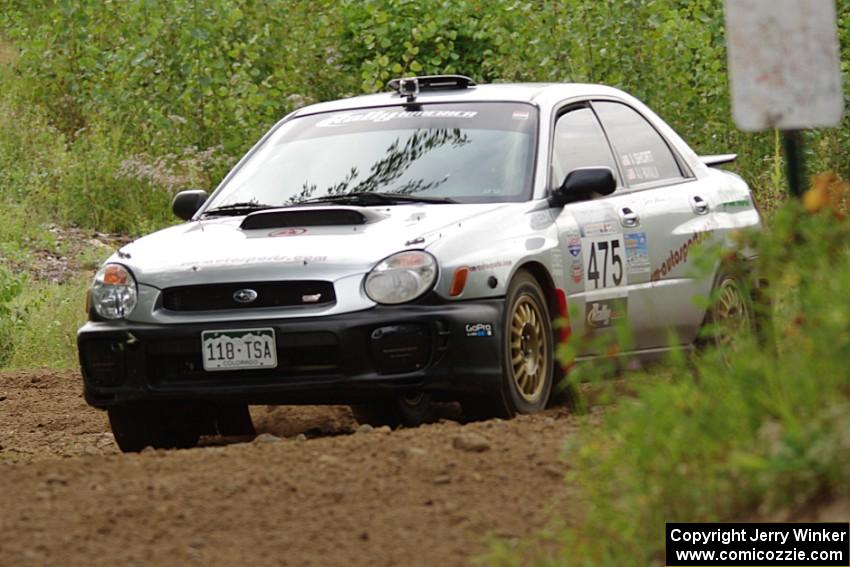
[
  {"x1": 2, "y1": 275, "x2": 90, "y2": 370},
  {"x1": 0, "y1": 264, "x2": 25, "y2": 366},
  {"x1": 339, "y1": 0, "x2": 505, "y2": 92},
  {"x1": 1, "y1": 0, "x2": 350, "y2": 155},
  {"x1": 1, "y1": 0, "x2": 849, "y2": 236},
  {"x1": 487, "y1": 195, "x2": 850, "y2": 566}
]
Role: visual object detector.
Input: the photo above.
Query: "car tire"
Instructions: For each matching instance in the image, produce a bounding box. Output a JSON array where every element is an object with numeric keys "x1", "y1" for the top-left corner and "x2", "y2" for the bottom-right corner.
[
  {"x1": 215, "y1": 403, "x2": 255, "y2": 436},
  {"x1": 351, "y1": 392, "x2": 433, "y2": 428},
  {"x1": 701, "y1": 268, "x2": 756, "y2": 349},
  {"x1": 108, "y1": 402, "x2": 201, "y2": 453},
  {"x1": 463, "y1": 269, "x2": 554, "y2": 420}
]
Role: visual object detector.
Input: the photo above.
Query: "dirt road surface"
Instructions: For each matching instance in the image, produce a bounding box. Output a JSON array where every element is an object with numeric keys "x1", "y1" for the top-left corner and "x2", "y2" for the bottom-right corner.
[{"x1": 0, "y1": 370, "x2": 577, "y2": 566}]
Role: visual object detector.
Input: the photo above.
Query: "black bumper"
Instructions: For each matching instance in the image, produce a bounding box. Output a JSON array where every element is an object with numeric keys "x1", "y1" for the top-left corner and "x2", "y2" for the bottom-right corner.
[{"x1": 78, "y1": 300, "x2": 504, "y2": 407}]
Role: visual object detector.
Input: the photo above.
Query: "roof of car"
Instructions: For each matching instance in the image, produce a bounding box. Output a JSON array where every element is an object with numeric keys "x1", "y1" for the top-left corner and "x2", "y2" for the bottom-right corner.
[{"x1": 292, "y1": 82, "x2": 635, "y2": 117}]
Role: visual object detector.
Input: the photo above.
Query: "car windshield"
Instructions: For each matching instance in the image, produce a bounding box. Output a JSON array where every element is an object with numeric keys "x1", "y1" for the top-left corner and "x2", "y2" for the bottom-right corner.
[{"x1": 205, "y1": 102, "x2": 538, "y2": 210}]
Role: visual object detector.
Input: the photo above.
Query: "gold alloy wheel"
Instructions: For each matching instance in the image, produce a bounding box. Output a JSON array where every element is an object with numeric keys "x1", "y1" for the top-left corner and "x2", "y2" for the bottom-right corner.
[
  {"x1": 509, "y1": 295, "x2": 548, "y2": 403},
  {"x1": 713, "y1": 277, "x2": 751, "y2": 346}
]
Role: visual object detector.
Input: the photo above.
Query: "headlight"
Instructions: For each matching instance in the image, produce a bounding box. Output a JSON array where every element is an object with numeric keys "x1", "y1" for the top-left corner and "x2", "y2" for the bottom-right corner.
[
  {"x1": 91, "y1": 264, "x2": 138, "y2": 320},
  {"x1": 365, "y1": 251, "x2": 438, "y2": 304}
]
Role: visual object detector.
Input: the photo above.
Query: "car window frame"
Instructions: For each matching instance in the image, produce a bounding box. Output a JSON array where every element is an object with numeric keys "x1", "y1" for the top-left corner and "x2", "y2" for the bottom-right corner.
[
  {"x1": 588, "y1": 98, "x2": 695, "y2": 193},
  {"x1": 547, "y1": 101, "x2": 624, "y2": 193}
]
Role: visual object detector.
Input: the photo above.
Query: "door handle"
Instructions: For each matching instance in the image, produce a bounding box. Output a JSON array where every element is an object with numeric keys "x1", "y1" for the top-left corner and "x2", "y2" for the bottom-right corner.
[
  {"x1": 620, "y1": 207, "x2": 640, "y2": 227},
  {"x1": 691, "y1": 195, "x2": 710, "y2": 215}
]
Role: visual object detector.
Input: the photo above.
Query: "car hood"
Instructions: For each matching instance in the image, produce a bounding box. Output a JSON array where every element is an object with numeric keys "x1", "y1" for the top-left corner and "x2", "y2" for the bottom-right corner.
[{"x1": 113, "y1": 203, "x2": 511, "y2": 288}]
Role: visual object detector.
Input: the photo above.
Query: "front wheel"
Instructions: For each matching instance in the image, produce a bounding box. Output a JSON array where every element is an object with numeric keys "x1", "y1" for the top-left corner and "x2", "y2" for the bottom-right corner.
[
  {"x1": 350, "y1": 392, "x2": 434, "y2": 428},
  {"x1": 108, "y1": 402, "x2": 201, "y2": 453},
  {"x1": 464, "y1": 270, "x2": 554, "y2": 420}
]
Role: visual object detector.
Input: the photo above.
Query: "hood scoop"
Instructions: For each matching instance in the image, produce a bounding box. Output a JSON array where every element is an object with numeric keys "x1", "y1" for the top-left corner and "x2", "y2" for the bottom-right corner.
[{"x1": 240, "y1": 206, "x2": 388, "y2": 230}]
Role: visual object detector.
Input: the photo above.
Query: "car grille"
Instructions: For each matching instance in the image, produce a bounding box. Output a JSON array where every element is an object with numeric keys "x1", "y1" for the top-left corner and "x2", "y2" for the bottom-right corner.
[{"x1": 161, "y1": 281, "x2": 335, "y2": 311}]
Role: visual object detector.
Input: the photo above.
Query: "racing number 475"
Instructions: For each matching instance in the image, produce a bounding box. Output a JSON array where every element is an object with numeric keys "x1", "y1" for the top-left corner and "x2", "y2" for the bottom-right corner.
[{"x1": 587, "y1": 239, "x2": 623, "y2": 289}]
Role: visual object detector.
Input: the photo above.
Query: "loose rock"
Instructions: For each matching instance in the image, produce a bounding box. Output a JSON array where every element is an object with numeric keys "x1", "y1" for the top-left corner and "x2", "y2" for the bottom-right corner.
[
  {"x1": 253, "y1": 433, "x2": 281, "y2": 444},
  {"x1": 452, "y1": 432, "x2": 491, "y2": 453},
  {"x1": 433, "y1": 474, "x2": 451, "y2": 485}
]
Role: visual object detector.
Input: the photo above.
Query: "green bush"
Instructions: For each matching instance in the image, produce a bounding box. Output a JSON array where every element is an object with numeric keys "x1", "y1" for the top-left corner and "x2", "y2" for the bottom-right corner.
[
  {"x1": 1, "y1": 0, "x2": 849, "y2": 234},
  {"x1": 3, "y1": 275, "x2": 90, "y2": 370},
  {"x1": 487, "y1": 179, "x2": 850, "y2": 566},
  {"x1": 0, "y1": 264, "x2": 25, "y2": 366}
]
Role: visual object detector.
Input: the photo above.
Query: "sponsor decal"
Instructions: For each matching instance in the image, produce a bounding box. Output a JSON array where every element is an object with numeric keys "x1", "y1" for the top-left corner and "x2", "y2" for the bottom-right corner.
[
  {"x1": 720, "y1": 197, "x2": 751, "y2": 210},
  {"x1": 550, "y1": 249, "x2": 564, "y2": 274},
  {"x1": 580, "y1": 220, "x2": 619, "y2": 238},
  {"x1": 269, "y1": 227, "x2": 307, "y2": 237},
  {"x1": 175, "y1": 255, "x2": 328, "y2": 269},
  {"x1": 650, "y1": 231, "x2": 711, "y2": 282},
  {"x1": 530, "y1": 210, "x2": 553, "y2": 229},
  {"x1": 567, "y1": 234, "x2": 582, "y2": 258},
  {"x1": 465, "y1": 323, "x2": 494, "y2": 337},
  {"x1": 570, "y1": 260, "x2": 583, "y2": 284},
  {"x1": 585, "y1": 297, "x2": 628, "y2": 329},
  {"x1": 469, "y1": 260, "x2": 512, "y2": 272},
  {"x1": 624, "y1": 232, "x2": 650, "y2": 274},
  {"x1": 512, "y1": 110, "x2": 530, "y2": 120},
  {"x1": 316, "y1": 109, "x2": 478, "y2": 128}
]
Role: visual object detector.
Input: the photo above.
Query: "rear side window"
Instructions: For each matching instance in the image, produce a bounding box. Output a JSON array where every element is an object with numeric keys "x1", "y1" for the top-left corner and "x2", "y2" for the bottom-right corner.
[
  {"x1": 552, "y1": 106, "x2": 618, "y2": 189},
  {"x1": 593, "y1": 101, "x2": 682, "y2": 185}
]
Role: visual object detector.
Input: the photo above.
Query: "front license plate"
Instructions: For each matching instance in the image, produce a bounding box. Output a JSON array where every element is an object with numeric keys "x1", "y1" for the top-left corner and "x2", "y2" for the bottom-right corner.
[{"x1": 201, "y1": 328, "x2": 277, "y2": 371}]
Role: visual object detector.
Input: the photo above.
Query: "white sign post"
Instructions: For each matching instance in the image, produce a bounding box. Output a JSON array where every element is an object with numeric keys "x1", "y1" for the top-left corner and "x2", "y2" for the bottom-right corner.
[{"x1": 724, "y1": 0, "x2": 844, "y2": 196}]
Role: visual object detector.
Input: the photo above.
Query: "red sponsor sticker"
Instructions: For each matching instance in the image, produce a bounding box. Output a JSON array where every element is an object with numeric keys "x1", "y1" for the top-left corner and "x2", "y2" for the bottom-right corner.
[
  {"x1": 571, "y1": 261, "x2": 583, "y2": 283},
  {"x1": 269, "y1": 228, "x2": 307, "y2": 237}
]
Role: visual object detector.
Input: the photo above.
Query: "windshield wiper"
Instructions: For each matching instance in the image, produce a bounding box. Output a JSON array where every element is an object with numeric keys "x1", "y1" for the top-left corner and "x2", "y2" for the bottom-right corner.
[
  {"x1": 200, "y1": 202, "x2": 279, "y2": 217},
  {"x1": 299, "y1": 192, "x2": 456, "y2": 206}
]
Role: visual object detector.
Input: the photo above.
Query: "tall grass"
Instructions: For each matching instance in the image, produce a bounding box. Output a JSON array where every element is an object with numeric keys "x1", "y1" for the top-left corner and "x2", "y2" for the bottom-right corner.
[
  {"x1": 2, "y1": 276, "x2": 90, "y2": 369},
  {"x1": 488, "y1": 179, "x2": 850, "y2": 566}
]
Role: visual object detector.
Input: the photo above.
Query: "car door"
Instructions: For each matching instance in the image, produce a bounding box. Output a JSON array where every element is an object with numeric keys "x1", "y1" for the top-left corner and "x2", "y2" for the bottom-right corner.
[
  {"x1": 591, "y1": 100, "x2": 720, "y2": 349},
  {"x1": 550, "y1": 104, "x2": 650, "y2": 355}
]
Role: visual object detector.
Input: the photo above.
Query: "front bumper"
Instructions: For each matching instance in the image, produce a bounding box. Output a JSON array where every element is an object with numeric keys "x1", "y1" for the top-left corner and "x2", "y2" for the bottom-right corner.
[{"x1": 78, "y1": 300, "x2": 504, "y2": 407}]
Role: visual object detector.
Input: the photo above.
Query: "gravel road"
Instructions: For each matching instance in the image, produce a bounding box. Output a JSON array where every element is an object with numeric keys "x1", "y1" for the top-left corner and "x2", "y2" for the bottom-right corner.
[{"x1": 0, "y1": 370, "x2": 577, "y2": 566}]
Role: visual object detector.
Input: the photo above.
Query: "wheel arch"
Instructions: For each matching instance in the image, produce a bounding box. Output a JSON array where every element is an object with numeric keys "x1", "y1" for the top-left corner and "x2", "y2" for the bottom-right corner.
[{"x1": 513, "y1": 260, "x2": 559, "y2": 326}]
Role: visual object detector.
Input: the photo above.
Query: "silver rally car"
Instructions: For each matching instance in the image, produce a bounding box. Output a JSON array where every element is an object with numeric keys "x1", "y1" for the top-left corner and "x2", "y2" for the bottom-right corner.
[{"x1": 78, "y1": 75, "x2": 760, "y2": 451}]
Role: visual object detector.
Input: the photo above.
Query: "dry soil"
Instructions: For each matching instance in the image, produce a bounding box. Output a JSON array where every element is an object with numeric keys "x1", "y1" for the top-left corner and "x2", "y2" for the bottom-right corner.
[{"x1": 0, "y1": 370, "x2": 578, "y2": 566}]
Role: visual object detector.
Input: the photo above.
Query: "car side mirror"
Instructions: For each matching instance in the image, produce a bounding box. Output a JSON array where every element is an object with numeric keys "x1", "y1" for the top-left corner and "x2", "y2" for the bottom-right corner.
[
  {"x1": 172, "y1": 190, "x2": 208, "y2": 221},
  {"x1": 549, "y1": 167, "x2": 617, "y2": 207}
]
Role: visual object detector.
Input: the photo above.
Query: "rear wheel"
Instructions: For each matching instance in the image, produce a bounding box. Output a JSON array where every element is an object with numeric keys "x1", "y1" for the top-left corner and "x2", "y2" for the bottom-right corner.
[
  {"x1": 108, "y1": 402, "x2": 201, "y2": 453},
  {"x1": 350, "y1": 392, "x2": 434, "y2": 428},
  {"x1": 703, "y1": 270, "x2": 755, "y2": 349},
  {"x1": 463, "y1": 270, "x2": 553, "y2": 420}
]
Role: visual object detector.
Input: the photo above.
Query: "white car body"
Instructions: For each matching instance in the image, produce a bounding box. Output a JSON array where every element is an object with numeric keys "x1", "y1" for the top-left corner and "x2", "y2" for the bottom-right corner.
[{"x1": 78, "y1": 78, "x2": 759, "y2": 449}]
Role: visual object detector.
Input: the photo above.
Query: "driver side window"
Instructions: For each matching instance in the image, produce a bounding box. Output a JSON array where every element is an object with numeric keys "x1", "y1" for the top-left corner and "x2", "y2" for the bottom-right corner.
[{"x1": 552, "y1": 106, "x2": 619, "y2": 190}]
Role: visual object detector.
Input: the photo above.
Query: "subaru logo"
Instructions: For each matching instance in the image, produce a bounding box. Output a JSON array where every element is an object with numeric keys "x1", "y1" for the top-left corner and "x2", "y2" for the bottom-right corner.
[{"x1": 233, "y1": 289, "x2": 258, "y2": 304}]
